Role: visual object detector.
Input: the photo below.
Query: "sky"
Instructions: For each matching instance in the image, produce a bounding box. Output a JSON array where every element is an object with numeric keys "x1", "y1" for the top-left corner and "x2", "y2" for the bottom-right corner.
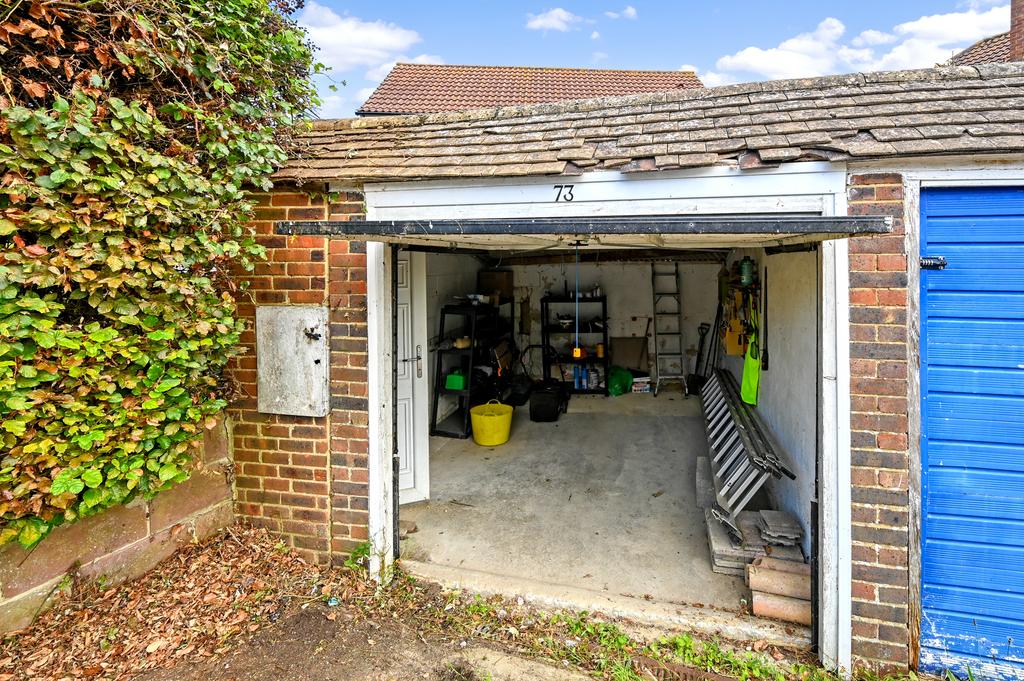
[{"x1": 295, "y1": 1, "x2": 1012, "y2": 118}]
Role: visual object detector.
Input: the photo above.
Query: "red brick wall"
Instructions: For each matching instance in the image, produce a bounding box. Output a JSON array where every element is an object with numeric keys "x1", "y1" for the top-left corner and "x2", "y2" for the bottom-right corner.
[
  {"x1": 231, "y1": 175, "x2": 921, "y2": 669},
  {"x1": 846, "y1": 173, "x2": 911, "y2": 672},
  {"x1": 1011, "y1": 0, "x2": 1023, "y2": 62},
  {"x1": 230, "y1": 186, "x2": 368, "y2": 565}
]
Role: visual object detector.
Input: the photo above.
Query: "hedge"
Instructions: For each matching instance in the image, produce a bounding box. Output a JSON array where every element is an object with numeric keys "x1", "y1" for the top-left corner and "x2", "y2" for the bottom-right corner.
[{"x1": 0, "y1": 0, "x2": 318, "y2": 546}]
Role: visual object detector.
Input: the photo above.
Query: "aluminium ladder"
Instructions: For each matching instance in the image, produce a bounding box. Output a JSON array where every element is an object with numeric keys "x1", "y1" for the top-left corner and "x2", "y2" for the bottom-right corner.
[{"x1": 651, "y1": 262, "x2": 687, "y2": 396}]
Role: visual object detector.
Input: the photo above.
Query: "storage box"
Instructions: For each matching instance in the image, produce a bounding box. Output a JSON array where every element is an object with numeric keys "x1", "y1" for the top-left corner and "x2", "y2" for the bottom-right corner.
[
  {"x1": 445, "y1": 370, "x2": 467, "y2": 391},
  {"x1": 478, "y1": 270, "x2": 513, "y2": 300}
]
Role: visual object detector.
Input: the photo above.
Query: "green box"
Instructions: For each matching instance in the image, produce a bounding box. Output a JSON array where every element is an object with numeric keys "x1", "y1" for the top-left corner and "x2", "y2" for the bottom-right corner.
[{"x1": 445, "y1": 370, "x2": 467, "y2": 391}]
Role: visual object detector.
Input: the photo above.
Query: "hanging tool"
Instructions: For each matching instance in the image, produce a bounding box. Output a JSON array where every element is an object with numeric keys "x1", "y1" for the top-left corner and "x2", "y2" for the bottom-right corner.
[
  {"x1": 761, "y1": 267, "x2": 770, "y2": 371},
  {"x1": 686, "y1": 322, "x2": 712, "y2": 394},
  {"x1": 572, "y1": 241, "x2": 582, "y2": 359}
]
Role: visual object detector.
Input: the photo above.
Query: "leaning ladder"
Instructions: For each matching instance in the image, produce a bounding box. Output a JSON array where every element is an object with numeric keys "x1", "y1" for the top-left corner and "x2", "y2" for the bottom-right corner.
[
  {"x1": 700, "y1": 369, "x2": 796, "y2": 521},
  {"x1": 651, "y1": 262, "x2": 687, "y2": 396}
]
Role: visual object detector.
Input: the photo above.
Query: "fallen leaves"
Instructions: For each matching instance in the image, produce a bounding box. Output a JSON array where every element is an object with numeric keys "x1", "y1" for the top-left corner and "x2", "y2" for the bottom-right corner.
[{"x1": 0, "y1": 527, "x2": 320, "y2": 681}]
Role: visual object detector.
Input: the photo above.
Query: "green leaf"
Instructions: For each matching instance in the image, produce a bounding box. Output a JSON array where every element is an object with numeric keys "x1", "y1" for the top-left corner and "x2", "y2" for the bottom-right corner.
[
  {"x1": 81, "y1": 469, "x2": 103, "y2": 489},
  {"x1": 158, "y1": 464, "x2": 179, "y2": 482},
  {"x1": 51, "y1": 470, "x2": 85, "y2": 496},
  {"x1": 88, "y1": 328, "x2": 118, "y2": 343}
]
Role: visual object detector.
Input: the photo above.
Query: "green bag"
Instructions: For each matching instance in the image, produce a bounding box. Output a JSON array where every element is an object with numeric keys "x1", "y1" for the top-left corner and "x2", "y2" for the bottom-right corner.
[
  {"x1": 741, "y1": 300, "x2": 761, "y2": 405},
  {"x1": 607, "y1": 366, "x2": 634, "y2": 397}
]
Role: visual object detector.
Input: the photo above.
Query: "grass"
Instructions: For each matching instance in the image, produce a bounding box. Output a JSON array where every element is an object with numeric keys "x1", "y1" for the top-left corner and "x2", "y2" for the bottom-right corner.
[{"x1": 311, "y1": 560, "x2": 935, "y2": 681}]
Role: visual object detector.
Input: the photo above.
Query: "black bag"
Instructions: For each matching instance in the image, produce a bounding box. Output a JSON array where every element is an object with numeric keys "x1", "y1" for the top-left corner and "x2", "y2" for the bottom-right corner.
[{"x1": 530, "y1": 381, "x2": 568, "y2": 422}]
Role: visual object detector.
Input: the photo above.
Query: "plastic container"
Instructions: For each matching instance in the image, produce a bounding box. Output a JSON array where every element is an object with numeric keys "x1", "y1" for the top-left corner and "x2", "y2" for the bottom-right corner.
[
  {"x1": 470, "y1": 400, "x2": 513, "y2": 446},
  {"x1": 445, "y1": 370, "x2": 467, "y2": 391}
]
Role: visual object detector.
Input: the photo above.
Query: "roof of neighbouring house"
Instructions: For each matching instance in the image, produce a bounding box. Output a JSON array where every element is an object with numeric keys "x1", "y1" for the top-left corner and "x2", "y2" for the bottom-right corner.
[
  {"x1": 950, "y1": 32, "x2": 1012, "y2": 66},
  {"x1": 278, "y1": 63, "x2": 1024, "y2": 184},
  {"x1": 357, "y1": 63, "x2": 704, "y2": 115}
]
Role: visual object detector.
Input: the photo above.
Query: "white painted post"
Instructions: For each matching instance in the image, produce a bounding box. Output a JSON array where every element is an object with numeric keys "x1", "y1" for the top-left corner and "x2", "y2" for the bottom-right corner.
[
  {"x1": 367, "y1": 240, "x2": 395, "y2": 580},
  {"x1": 819, "y1": 237, "x2": 853, "y2": 675}
]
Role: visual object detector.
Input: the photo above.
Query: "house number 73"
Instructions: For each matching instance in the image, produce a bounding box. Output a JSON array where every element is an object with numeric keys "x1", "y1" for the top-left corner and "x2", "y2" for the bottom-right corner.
[{"x1": 553, "y1": 184, "x2": 575, "y2": 202}]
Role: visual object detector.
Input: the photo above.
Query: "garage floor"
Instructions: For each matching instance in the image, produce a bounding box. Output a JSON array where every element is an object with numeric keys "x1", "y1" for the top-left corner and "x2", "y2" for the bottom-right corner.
[{"x1": 400, "y1": 391, "x2": 747, "y2": 612}]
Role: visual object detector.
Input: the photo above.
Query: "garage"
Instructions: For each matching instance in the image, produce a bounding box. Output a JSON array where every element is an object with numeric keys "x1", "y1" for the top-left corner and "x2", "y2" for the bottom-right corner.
[
  {"x1": 918, "y1": 186, "x2": 1024, "y2": 680},
  {"x1": 280, "y1": 162, "x2": 889, "y2": 654}
]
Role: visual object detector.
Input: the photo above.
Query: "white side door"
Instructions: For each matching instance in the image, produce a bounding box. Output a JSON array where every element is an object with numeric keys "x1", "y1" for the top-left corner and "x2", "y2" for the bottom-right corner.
[{"x1": 396, "y1": 252, "x2": 430, "y2": 504}]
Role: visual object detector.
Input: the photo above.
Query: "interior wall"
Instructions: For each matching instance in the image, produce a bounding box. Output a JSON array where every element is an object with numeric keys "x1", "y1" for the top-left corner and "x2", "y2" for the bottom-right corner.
[
  {"x1": 509, "y1": 260, "x2": 719, "y2": 379},
  {"x1": 424, "y1": 253, "x2": 484, "y2": 418},
  {"x1": 722, "y1": 248, "x2": 817, "y2": 557}
]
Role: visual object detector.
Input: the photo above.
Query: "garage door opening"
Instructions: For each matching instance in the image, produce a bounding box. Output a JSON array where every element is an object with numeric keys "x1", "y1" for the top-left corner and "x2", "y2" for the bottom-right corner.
[
  {"x1": 396, "y1": 244, "x2": 819, "y2": 646},
  {"x1": 278, "y1": 208, "x2": 889, "y2": 661}
]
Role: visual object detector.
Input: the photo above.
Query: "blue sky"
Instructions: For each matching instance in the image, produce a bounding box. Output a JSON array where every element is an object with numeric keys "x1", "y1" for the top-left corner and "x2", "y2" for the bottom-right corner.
[{"x1": 296, "y1": 1, "x2": 1011, "y2": 117}]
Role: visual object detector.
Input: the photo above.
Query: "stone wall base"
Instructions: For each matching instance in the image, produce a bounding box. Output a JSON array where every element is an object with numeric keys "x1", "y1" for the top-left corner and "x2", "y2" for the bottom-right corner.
[{"x1": 0, "y1": 420, "x2": 234, "y2": 633}]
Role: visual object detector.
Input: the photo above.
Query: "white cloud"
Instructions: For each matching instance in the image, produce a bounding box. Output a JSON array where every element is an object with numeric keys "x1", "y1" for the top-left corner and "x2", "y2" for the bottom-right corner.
[
  {"x1": 680, "y1": 64, "x2": 737, "y2": 88},
  {"x1": 892, "y1": 5, "x2": 1007, "y2": 43},
  {"x1": 591, "y1": 30, "x2": 601, "y2": 40},
  {"x1": 705, "y1": 4, "x2": 1010, "y2": 85},
  {"x1": 592, "y1": 51, "x2": 609, "y2": 63},
  {"x1": 365, "y1": 53, "x2": 444, "y2": 82},
  {"x1": 716, "y1": 17, "x2": 845, "y2": 80},
  {"x1": 298, "y1": 1, "x2": 422, "y2": 72},
  {"x1": 851, "y1": 29, "x2": 896, "y2": 47},
  {"x1": 605, "y1": 5, "x2": 637, "y2": 19},
  {"x1": 526, "y1": 8, "x2": 583, "y2": 32}
]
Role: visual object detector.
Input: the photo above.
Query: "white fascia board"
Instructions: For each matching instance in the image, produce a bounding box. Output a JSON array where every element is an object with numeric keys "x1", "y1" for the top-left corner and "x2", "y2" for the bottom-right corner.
[{"x1": 356, "y1": 163, "x2": 847, "y2": 221}]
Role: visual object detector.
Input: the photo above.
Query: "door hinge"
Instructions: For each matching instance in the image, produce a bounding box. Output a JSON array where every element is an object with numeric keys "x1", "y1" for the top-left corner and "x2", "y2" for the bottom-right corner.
[{"x1": 920, "y1": 256, "x2": 947, "y2": 270}]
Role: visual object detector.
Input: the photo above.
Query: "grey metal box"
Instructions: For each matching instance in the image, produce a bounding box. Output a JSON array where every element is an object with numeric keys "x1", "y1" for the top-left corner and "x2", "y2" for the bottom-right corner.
[{"x1": 255, "y1": 305, "x2": 329, "y2": 417}]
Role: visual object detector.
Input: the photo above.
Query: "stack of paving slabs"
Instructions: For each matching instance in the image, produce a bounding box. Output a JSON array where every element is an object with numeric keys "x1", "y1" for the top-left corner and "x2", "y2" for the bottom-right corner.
[
  {"x1": 704, "y1": 509, "x2": 802, "y2": 576},
  {"x1": 757, "y1": 510, "x2": 803, "y2": 547},
  {"x1": 745, "y1": 556, "x2": 812, "y2": 626}
]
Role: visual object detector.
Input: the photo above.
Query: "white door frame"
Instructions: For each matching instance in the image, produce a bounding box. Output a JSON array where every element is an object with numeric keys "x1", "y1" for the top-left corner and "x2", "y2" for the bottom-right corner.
[
  {"x1": 362, "y1": 165, "x2": 853, "y2": 672},
  {"x1": 399, "y1": 251, "x2": 430, "y2": 505}
]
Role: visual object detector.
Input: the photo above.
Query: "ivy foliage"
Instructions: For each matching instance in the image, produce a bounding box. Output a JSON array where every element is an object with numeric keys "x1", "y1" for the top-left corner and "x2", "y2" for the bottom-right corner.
[{"x1": 0, "y1": 0, "x2": 318, "y2": 546}]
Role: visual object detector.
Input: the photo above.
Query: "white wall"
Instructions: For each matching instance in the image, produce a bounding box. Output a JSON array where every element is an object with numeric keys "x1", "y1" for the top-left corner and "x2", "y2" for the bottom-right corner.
[
  {"x1": 509, "y1": 260, "x2": 719, "y2": 379},
  {"x1": 722, "y1": 248, "x2": 817, "y2": 557},
  {"x1": 424, "y1": 253, "x2": 484, "y2": 418}
]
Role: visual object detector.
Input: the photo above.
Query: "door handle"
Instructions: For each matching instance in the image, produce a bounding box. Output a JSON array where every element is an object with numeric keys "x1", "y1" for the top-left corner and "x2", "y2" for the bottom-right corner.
[{"x1": 401, "y1": 345, "x2": 423, "y2": 378}]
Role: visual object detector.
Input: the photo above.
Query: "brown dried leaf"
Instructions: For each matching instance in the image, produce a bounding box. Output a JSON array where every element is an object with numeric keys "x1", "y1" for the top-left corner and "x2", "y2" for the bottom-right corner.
[{"x1": 21, "y1": 80, "x2": 46, "y2": 98}]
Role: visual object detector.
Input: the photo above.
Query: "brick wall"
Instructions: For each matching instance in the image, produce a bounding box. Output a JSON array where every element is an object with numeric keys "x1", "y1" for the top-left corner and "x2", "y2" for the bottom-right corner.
[
  {"x1": 0, "y1": 422, "x2": 233, "y2": 633},
  {"x1": 846, "y1": 173, "x2": 912, "y2": 672},
  {"x1": 1011, "y1": 0, "x2": 1023, "y2": 62},
  {"x1": 230, "y1": 185, "x2": 369, "y2": 565}
]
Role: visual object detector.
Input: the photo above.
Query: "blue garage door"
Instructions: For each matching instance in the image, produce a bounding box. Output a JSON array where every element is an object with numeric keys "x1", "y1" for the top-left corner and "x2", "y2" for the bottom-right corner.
[{"x1": 920, "y1": 186, "x2": 1024, "y2": 680}]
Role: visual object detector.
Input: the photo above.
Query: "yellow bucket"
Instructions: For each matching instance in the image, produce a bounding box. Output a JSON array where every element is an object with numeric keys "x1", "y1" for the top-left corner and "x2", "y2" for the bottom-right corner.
[{"x1": 470, "y1": 399, "x2": 513, "y2": 447}]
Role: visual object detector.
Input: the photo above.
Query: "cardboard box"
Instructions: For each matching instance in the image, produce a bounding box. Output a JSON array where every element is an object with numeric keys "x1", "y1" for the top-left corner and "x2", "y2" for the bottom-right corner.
[{"x1": 478, "y1": 270, "x2": 513, "y2": 300}]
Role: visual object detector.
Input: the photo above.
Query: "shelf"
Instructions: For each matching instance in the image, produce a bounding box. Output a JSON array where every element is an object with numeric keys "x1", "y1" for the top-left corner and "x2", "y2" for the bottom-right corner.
[
  {"x1": 439, "y1": 386, "x2": 470, "y2": 396},
  {"x1": 545, "y1": 327, "x2": 606, "y2": 335},
  {"x1": 553, "y1": 354, "x2": 609, "y2": 364},
  {"x1": 543, "y1": 295, "x2": 606, "y2": 304},
  {"x1": 551, "y1": 382, "x2": 607, "y2": 395},
  {"x1": 438, "y1": 347, "x2": 473, "y2": 355}
]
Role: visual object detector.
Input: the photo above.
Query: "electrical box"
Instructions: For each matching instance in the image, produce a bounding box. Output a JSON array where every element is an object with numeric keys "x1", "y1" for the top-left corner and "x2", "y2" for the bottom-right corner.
[{"x1": 256, "y1": 305, "x2": 329, "y2": 417}]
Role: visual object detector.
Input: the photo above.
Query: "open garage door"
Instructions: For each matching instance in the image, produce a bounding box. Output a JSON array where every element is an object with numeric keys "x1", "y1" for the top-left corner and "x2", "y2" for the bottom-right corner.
[{"x1": 278, "y1": 215, "x2": 890, "y2": 252}]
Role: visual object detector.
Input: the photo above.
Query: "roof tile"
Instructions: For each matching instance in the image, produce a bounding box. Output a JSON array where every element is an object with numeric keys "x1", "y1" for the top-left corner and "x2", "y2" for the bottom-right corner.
[
  {"x1": 358, "y1": 63, "x2": 703, "y2": 115},
  {"x1": 950, "y1": 32, "x2": 1011, "y2": 66},
  {"x1": 279, "y1": 64, "x2": 1024, "y2": 183}
]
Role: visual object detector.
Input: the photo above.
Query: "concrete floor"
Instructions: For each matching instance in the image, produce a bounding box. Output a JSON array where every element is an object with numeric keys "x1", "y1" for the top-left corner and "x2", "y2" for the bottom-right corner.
[{"x1": 400, "y1": 391, "x2": 748, "y2": 612}]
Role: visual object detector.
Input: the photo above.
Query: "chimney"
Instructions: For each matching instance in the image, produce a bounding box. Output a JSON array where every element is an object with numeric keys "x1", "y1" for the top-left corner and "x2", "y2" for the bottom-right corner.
[{"x1": 1012, "y1": 0, "x2": 1024, "y2": 61}]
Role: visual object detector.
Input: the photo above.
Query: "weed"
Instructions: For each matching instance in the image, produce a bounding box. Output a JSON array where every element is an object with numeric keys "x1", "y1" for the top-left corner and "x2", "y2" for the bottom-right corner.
[
  {"x1": 465, "y1": 595, "x2": 495, "y2": 617},
  {"x1": 609, "y1": 659, "x2": 642, "y2": 681},
  {"x1": 343, "y1": 541, "x2": 371, "y2": 573},
  {"x1": 944, "y1": 668, "x2": 975, "y2": 681}
]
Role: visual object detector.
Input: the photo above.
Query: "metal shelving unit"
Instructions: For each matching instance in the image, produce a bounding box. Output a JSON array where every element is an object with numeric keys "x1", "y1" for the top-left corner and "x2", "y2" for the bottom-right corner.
[
  {"x1": 430, "y1": 300, "x2": 514, "y2": 438},
  {"x1": 540, "y1": 295, "x2": 609, "y2": 396}
]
